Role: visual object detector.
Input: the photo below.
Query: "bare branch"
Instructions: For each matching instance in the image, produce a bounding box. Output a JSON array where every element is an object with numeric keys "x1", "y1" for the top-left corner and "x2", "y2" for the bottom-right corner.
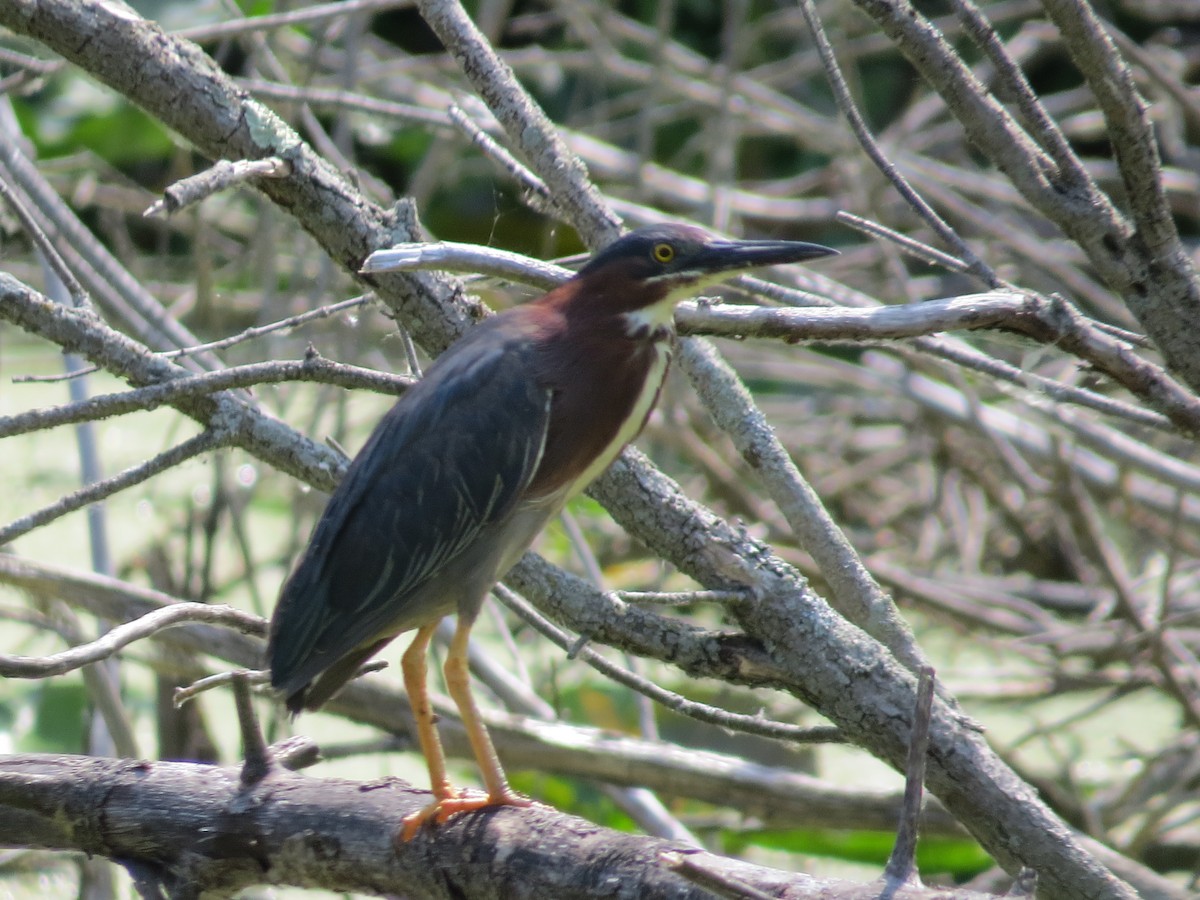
[
  {"x1": 495, "y1": 583, "x2": 844, "y2": 747},
  {"x1": 144, "y1": 157, "x2": 292, "y2": 218},
  {"x1": 0, "y1": 428, "x2": 230, "y2": 547},
  {"x1": 0, "y1": 357, "x2": 412, "y2": 440},
  {"x1": 0, "y1": 603, "x2": 262, "y2": 678}
]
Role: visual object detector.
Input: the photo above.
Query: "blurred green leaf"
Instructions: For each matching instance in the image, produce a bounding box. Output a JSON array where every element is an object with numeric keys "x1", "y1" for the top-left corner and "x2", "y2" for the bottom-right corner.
[
  {"x1": 729, "y1": 828, "x2": 992, "y2": 877},
  {"x1": 16, "y1": 91, "x2": 173, "y2": 166},
  {"x1": 510, "y1": 770, "x2": 638, "y2": 834},
  {"x1": 28, "y1": 681, "x2": 87, "y2": 753}
]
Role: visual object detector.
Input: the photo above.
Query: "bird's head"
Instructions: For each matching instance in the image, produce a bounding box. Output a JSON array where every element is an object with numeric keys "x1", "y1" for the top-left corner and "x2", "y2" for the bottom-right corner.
[{"x1": 567, "y1": 224, "x2": 836, "y2": 333}]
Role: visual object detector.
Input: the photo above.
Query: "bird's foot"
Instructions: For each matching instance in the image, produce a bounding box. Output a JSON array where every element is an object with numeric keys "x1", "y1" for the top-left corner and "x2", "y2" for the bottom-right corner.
[{"x1": 398, "y1": 788, "x2": 532, "y2": 842}]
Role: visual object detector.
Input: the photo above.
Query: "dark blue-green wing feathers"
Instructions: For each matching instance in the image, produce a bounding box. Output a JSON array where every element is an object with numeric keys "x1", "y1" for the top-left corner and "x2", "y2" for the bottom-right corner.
[{"x1": 267, "y1": 320, "x2": 550, "y2": 709}]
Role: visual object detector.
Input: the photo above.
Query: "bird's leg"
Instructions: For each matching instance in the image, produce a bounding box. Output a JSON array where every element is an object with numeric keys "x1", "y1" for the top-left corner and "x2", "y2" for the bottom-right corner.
[
  {"x1": 398, "y1": 622, "x2": 458, "y2": 841},
  {"x1": 397, "y1": 616, "x2": 529, "y2": 841},
  {"x1": 438, "y1": 612, "x2": 531, "y2": 816}
]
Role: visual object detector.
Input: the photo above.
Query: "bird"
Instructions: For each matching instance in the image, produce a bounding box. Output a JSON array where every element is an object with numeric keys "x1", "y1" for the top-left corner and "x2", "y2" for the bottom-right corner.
[{"x1": 266, "y1": 223, "x2": 836, "y2": 838}]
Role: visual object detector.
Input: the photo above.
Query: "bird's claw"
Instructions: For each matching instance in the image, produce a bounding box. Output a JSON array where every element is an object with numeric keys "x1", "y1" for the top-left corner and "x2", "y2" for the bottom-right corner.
[{"x1": 397, "y1": 788, "x2": 532, "y2": 842}]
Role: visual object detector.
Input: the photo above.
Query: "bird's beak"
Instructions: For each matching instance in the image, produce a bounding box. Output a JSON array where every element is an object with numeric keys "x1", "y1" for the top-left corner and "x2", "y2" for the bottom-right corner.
[{"x1": 691, "y1": 239, "x2": 838, "y2": 276}]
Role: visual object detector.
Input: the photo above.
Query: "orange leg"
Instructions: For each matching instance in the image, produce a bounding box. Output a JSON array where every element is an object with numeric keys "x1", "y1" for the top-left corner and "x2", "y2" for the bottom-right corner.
[
  {"x1": 398, "y1": 616, "x2": 530, "y2": 841},
  {"x1": 398, "y1": 623, "x2": 457, "y2": 840},
  {"x1": 440, "y1": 613, "x2": 530, "y2": 811}
]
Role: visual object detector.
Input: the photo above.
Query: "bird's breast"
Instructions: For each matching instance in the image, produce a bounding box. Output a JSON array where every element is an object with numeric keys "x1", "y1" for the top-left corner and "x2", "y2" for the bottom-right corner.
[
  {"x1": 526, "y1": 327, "x2": 673, "y2": 503},
  {"x1": 561, "y1": 339, "x2": 671, "y2": 500}
]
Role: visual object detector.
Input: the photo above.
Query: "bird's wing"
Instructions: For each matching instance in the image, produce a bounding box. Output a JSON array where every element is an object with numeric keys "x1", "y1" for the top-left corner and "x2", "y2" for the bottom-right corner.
[{"x1": 268, "y1": 322, "x2": 550, "y2": 697}]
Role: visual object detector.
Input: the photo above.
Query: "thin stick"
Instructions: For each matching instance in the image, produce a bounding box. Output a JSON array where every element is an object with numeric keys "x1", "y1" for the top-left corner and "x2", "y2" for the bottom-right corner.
[
  {"x1": 1, "y1": 358, "x2": 412, "y2": 439},
  {"x1": 663, "y1": 852, "x2": 777, "y2": 900},
  {"x1": 0, "y1": 173, "x2": 89, "y2": 308},
  {"x1": 144, "y1": 157, "x2": 292, "y2": 217},
  {"x1": 796, "y1": 0, "x2": 996, "y2": 286},
  {"x1": 0, "y1": 604, "x2": 263, "y2": 678},
  {"x1": 0, "y1": 429, "x2": 229, "y2": 547},
  {"x1": 495, "y1": 584, "x2": 843, "y2": 746},
  {"x1": 883, "y1": 666, "x2": 936, "y2": 887},
  {"x1": 233, "y1": 672, "x2": 273, "y2": 785}
]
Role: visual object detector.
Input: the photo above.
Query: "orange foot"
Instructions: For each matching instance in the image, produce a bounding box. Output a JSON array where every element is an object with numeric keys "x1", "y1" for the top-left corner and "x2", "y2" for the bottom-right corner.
[{"x1": 398, "y1": 788, "x2": 532, "y2": 842}]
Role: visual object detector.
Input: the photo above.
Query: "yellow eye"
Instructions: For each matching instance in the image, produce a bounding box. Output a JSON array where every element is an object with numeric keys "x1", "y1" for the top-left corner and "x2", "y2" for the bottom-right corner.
[{"x1": 652, "y1": 242, "x2": 675, "y2": 264}]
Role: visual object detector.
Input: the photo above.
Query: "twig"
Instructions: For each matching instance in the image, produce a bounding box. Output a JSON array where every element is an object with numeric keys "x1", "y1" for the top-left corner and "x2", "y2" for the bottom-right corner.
[
  {"x1": 662, "y1": 852, "x2": 777, "y2": 900},
  {"x1": 233, "y1": 672, "x2": 273, "y2": 785},
  {"x1": 0, "y1": 171, "x2": 89, "y2": 308},
  {"x1": 0, "y1": 357, "x2": 413, "y2": 440},
  {"x1": 0, "y1": 429, "x2": 231, "y2": 548},
  {"x1": 883, "y1": 666, "x2": 936, "y2": 888},
  {"x1": 13, "y1": 367, "x2": 98, "y2": 384},
  {"x1": 902, "y1": 336, "x2": 1172, "y2": 433},
  {"x1": 238, "y1": 78, "x2": 453, "y2": 129},
  {"x1": 144, "y1": 157, "x2": 293, "y2": 217},
  {"x1": 0, "y1": 603, "x2": 263, "y2": 678},
  {"x1": 175, "y1": 0, "x2": 415, "y2": 42},
  {"x1": 835, "y1": 211, "x2": 971, "y2": 273},
  {"x1": 494, "y1": 584, "x2": 844, "y2": 747},
  {"x1": 677, "y1": 291, "x2": 1029, "y2": 342},
  {"x1": 446, "y1": 104, "x2": 556, "y2": 213},
  {"x1": 157, "y1": 295, "x2": 376, "y2": 361},
  {"x1": 174, "y1": 668, "x2": 272, "y2": 706},
  {"x1": 362, "y1": 240, "x2": 570, "y2": 288}
]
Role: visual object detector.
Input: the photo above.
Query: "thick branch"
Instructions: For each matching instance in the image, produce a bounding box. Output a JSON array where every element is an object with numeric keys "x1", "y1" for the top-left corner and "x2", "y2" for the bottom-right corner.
[{"x1": 0, "y1": 753, "x2": 1000, "y2": 900}]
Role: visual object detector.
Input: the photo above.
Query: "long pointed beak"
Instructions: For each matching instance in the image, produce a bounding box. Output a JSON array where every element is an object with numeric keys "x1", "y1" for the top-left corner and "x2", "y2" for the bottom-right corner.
[{"x1": 692, "y1": 239, "x2": 838, "y2": 275}]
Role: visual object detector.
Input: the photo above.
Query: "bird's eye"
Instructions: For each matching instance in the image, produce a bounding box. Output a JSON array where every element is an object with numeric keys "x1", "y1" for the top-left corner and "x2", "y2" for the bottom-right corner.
[{"x1": 652, "y1": 242, "x2": 675, "y2": 264}]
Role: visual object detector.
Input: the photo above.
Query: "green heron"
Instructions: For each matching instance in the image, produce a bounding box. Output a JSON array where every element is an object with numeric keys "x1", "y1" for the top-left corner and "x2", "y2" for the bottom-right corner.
[{"x1": 267, "y1": 224, "x2": 835, "y2": 837}]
